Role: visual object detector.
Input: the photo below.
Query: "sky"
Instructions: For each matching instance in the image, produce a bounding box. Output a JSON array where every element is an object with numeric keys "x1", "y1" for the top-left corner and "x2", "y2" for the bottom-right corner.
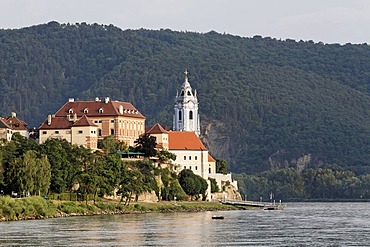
[{"x1": 0, "y1": 0, "x2": 370, "y2": 44}]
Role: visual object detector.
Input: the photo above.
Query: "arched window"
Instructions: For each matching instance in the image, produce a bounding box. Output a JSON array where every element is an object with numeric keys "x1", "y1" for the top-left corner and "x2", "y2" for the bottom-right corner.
[
  {"x1": 179, "y1": 110, "x2": 182, "y2": 121},
  {"x1": 189, "y1": 110, "x2": 193, "y2": 120}
]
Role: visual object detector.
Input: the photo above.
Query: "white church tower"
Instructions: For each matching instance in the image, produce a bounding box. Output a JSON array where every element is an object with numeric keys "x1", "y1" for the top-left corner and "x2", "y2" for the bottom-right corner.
[{"x1": 173, "y1": 70, "x2": 200, "y2": 136}]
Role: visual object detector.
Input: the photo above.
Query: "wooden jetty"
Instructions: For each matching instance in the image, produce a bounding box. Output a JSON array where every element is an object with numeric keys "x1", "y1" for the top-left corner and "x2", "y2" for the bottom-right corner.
[{"x1": 221, "y1": 199, "x2": 284, "y2": 210}]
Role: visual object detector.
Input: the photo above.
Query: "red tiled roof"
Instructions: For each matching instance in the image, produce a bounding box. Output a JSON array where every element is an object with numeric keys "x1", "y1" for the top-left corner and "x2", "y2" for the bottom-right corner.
[
  {"x1": 54, "y1": 100, "x2": 145, "y2": 119},
  {"x1": 3, "y1": 116, "x2": 27, "y2": 131},
  {"x1": 39, "y1": 117, "x2": 71, "y2": 129},
  {"x1": 146, "y1": 123, "x2": 169, "y2": 134},
  {"x1": 168, "y1": 131, "x2": 207, "y2": 151},
  {"x1": 208, "y1": 154, "x2": 216, "y2": 162},
  {"x1": 72, "y1": 115, "x2": 97, "y2": 127}
]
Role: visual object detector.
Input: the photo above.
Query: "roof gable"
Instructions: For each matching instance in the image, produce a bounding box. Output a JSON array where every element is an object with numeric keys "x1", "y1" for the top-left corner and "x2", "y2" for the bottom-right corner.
[
  {"x1": 146, "y1": 123, "x2": 169, "y2": 134},
  {"x1": 72, "y1": 115, "x2": 97, "y2": 127},
  {"x1": 168, "y1": 131, "x2": 207, "y2": 151}
]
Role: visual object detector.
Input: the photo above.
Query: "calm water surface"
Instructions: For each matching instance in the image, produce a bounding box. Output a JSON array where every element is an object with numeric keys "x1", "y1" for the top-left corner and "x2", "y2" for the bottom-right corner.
[{"x1": 0, "y1": 202, "x2": 369, "y2": 246}]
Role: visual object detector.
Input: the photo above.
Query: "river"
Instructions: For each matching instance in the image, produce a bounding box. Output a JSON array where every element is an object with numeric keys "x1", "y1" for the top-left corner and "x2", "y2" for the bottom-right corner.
[{"x1": 1, "y1": 202, "x2": 369, "y2": 246}]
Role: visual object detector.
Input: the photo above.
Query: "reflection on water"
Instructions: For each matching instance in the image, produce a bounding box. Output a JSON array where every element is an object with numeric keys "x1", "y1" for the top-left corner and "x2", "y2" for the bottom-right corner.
[{"x1": 1, "y1": 202, "x2": 370, "y2": 246}]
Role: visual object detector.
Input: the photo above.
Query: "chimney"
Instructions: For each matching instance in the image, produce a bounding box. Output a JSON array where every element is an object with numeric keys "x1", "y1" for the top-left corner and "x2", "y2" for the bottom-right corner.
[
  {"x1": 105, "y1": 97, "x2": 110, "y2": 104},
  {"x1": 73, "y1": 113, "x2": 77, "y2": 122},
  {"x1": 95, "y1": 97, "x2": 100, "y2": 102},
  {"x1": 68, "y1": 98, "x2": 74, "y2": 102},
  {"x1": 11, "y1": 112, "x2": 16, "y2": 118},
  {"x1": 47, "y1": 115, "x2": 52, "y2": 125},
  {"x1": 119, "y1": 105, "x2": 124, "y2": 114}
]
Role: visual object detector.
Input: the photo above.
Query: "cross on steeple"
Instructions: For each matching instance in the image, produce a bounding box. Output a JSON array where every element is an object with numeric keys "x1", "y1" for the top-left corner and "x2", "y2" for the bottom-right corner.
[{"x1": 184, "y1": 69, "x2": 189, "y2": 79}]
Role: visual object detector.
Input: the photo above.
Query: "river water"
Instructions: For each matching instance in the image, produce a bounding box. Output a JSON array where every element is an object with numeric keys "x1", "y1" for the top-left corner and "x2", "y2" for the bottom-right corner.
[{"x1": 0, "y1": 202, "x2": 369, "y2": 246}]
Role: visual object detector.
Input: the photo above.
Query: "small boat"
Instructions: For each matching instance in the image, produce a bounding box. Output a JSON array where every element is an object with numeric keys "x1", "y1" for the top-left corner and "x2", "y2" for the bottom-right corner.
[{"x1": 212, "y1": 215, "x2": 224, "y2": 219}]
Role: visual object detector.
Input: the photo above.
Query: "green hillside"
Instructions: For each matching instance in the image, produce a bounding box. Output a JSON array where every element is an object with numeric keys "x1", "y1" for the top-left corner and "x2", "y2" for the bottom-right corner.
[{"x1": 1, "y1": 21, "x2": 370, "y2": 175}]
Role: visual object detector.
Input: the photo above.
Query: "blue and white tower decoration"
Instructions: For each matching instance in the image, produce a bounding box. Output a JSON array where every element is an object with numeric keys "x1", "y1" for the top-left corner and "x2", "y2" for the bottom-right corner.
[{"x1": 173, "y1": 70, "x2": 200, "y2": 136}]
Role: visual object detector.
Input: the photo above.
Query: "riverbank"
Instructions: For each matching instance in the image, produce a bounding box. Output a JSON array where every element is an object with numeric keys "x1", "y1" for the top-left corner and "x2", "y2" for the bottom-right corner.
[{"x1": 0, "y1": 196, "x2": 239, "y2": 222}]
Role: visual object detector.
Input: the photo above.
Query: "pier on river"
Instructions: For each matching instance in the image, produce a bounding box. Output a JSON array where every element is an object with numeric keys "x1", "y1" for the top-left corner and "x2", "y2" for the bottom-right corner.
[{"x1": 221, "y1": 199, "x2": 285, "y2": 210}]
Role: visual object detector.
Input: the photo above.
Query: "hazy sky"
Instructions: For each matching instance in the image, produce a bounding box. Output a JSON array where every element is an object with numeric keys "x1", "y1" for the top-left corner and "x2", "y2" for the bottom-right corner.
[{"x1": 1, "y1": 0, "x2": 369, "y2": 44}]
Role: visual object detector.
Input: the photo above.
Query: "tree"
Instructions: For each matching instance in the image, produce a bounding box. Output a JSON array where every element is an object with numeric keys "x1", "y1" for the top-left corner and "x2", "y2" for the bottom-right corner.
[
  {"x1": 178, "y1": 169, "x2": 208, "y2": 200},
  {"x1": 98, "y1": 136, "x2": 115, "y2": 153},
  {"x1": 4, "y1": 150, "x2": 51, "y2": 196},
  {"x1": 33, "y1": 154, "x2": 51, "y2": 195},
  {"x1": 267, "y1": 168, "x2": 305, "y2": 200},
  {"x1": 117, "y1": 169, "x2": 144, "y2": 205},
  {"x1": 157, "y1": 150, "x2": 176, "y2": 164},
  {"x1": 134, "y1": 133, "x2": 157, "y2": 158},
  {"x1": 40, "y1": 139, "x2": 79, "y2": 194},
  {"x1": 209, "y1": 178, "x2": 219, "y2": 193},
  {"x1": 216, "y1": 159, "x2": 228, "y2": 174}
]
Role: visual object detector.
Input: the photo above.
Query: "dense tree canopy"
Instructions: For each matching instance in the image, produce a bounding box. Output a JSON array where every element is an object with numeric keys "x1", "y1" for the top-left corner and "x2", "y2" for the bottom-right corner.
[{"x1": 2, "y1": 22, "x2": 370, "y2": 175}]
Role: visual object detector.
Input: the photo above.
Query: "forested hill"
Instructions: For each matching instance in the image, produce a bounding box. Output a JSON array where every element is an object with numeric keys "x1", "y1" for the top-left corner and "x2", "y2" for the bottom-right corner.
[{"x1": 2, "y1": 21, "x2": 370, "y2": 175}]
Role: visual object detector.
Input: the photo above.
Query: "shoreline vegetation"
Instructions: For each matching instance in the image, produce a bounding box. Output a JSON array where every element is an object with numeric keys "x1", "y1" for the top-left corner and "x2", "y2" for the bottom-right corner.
[{"x1": 0, "y1": 196, "x2": 239, "y2": 222}]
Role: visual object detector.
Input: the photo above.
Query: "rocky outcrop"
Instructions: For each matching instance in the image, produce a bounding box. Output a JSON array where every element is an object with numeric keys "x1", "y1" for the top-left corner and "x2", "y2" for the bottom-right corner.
[
  {"x1": 201, "y1": 119, "x2": 232, "y2": 162},
  {"x1": 211, "y1": 183, "x2": 242, "y2": 201}
]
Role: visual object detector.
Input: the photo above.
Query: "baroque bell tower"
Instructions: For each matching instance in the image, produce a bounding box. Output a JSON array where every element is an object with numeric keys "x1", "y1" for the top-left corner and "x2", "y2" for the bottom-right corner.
[{"x1": 173, "y1": 70, "x2": 200, "y2": 136}]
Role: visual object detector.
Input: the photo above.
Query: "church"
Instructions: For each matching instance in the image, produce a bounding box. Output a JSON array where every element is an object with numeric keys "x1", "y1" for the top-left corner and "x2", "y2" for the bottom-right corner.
[{"x1": 148, "y1": 70, "x2": 239, "y2": 201}]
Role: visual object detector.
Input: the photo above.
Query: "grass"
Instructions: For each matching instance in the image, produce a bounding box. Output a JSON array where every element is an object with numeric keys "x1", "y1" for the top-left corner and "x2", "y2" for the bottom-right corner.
[{"x1": 0, "y1": 196, "x2": 239, "y2": 221}]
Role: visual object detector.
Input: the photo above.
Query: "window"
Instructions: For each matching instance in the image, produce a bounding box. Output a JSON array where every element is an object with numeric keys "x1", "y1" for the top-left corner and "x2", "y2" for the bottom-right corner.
[
  {"x1": 189, "y1": 156, "x2": 191, "y2": 160},
  {"x1": 99, "y1": 108, "x2": 103, "y2": 113},
  {"x1": 111, "y1": 120, "x2": 114, "y2": 123},
  {"x1": 83, "y1": 108, "x2": 88, "y2": 114},
  {"x1": 209, "y1": 168, "x2": 211, "y2": 173},
  {"x1": 195, "y1": 166, "x2": 198, "y2": 170},
  {"x1": 195, "y1": 156, "x2": 197, "y2": 160},
  {"x1": 189, "y1": 110, "x2": 193, "y2": 120},
  {"x1": 184, "y1": 156, "x2": 186, "y2": 160},
  {"x1": 78, "y1": 130, "x2": 83, "y2": 134},
  {"x1": 179, "y1": 110, "x2": 182, "y2": 121},
  {"x1": 98, "y1": 129, "x2": 102, "y2": 136},
  {"x1": 189, "y1": 166, "x2": 192, "y2": 170},
  {"x1": 42, "y1": 131, "x2": 47, "y2": 135},
  {"x1": 55, "y1": 131, "x2": 59, "y2": 134},
  {"x1": 111, "y1": 129, "x2": 115, "y2": 135},
  {"x1": 68, "y1": 108, "x2": 73, "y2": 114},
  {"x1": 187, "y1": 91, "x2": 191, "y2": 96},
  {"x1": 184, "y1": 166, "x2": 186, "y2": 169}
]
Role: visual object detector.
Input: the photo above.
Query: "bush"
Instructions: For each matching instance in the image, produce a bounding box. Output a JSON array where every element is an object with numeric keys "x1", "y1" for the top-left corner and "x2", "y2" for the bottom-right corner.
[{"x1": 0, "y1": 196, "x2": 57, "y2": 220}]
